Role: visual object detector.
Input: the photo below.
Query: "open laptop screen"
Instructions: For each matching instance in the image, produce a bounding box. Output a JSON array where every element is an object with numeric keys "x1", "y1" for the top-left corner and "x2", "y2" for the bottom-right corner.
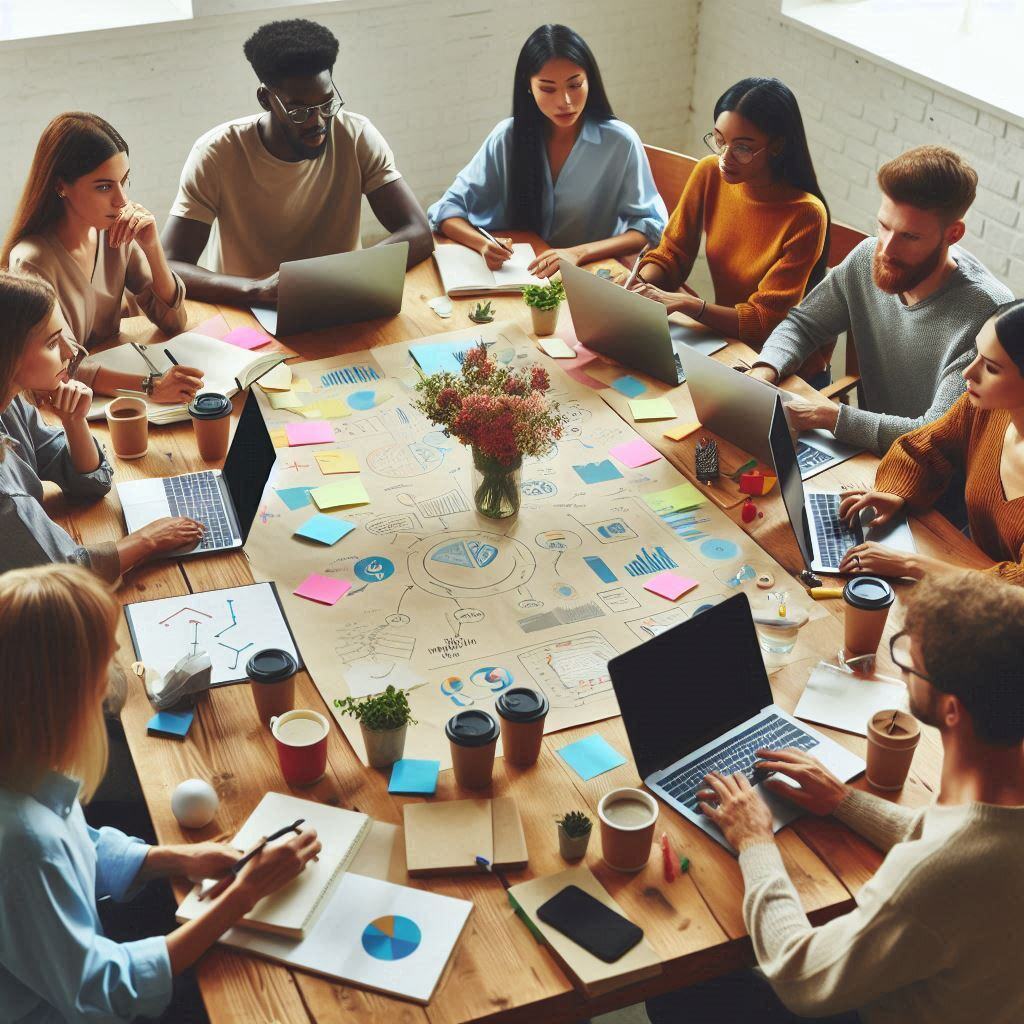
[
  {"x1": 768, "y1": 396, "x2": 814, "y2": 569},
  {"x1": 607, "y1": 593, "x2": 773, "y2": 780},
  {"x1": 222, "y1": 389, "x2": 278, "y2": 544}
]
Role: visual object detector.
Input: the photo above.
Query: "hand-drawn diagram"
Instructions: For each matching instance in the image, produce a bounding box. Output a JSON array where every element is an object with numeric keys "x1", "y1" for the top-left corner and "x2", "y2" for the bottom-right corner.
[
  {"x1": 518, "y1": 632, "x2": 618, "y2": 709},
  {"x1": 407, "y1": 532, "x2": 535, "y2": 599}
]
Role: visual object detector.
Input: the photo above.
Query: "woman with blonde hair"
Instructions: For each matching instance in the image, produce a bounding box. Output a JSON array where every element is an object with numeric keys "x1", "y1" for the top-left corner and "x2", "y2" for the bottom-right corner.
[
  {"x1": 0, "y1": 563, "x2": 321, "y2": 1021},
  {"x1": 3, "y1": 112, "x2": 203, "y2": 404}
]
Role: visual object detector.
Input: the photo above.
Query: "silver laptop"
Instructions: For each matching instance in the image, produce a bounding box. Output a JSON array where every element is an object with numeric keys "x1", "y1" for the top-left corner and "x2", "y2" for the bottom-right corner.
[
  {"x1": 768, "y1": 396, "x2": 915, "y2": 574},
  {"x1": 609, "y1": 593, "x2": 864, "y2": 853},
  {"x1": 115, "y1": 390, "x2": 277, "y2": 556},
  {"x1": 252, "y1": 242, "x2": 408, "y2": 336},
  {"x1": 676, "y1": 344, "x2": 860, "y2": 479},
  {"x1": 559, "y1": 258, "x2": 727, "y2": 385}
]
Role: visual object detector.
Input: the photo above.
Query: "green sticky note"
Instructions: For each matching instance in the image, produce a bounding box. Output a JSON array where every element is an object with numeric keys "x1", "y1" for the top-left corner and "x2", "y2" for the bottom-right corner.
[
  {"x1": 310, "y1": 477, "x2": 370, "y2": 511},
  {"x1": 628, "y1": 397, "x2": 676, "y2": 421},
  {"x1": 644, "y1": 481, "x2": 705, "y2": 515}
]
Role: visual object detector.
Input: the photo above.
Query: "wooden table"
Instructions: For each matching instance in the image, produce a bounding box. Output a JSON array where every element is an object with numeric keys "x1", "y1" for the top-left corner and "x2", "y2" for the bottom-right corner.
[{"x1": 59, "y1": 236, "x2": 991, "y2": 1024}]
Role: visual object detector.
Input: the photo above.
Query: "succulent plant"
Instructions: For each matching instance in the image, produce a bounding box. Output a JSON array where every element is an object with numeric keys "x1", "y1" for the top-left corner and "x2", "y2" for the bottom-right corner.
[{"x1": 556, "y1": 810, "x2": 593, "y2": 838}]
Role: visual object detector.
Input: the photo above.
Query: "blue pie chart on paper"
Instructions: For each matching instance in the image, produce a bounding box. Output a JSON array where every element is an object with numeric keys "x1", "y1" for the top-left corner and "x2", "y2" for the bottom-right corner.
[
  {"x1": 700, "y1": 538, "x2": 740, "y2": 561},
  {"x1": 361, "y1": 915, "x2": 422, "y2": 961}
]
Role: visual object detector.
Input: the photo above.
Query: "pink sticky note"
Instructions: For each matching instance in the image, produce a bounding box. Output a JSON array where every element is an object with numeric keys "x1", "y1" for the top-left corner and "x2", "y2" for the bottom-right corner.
[
  {"x1": 294, "y1": 573, "x2": 351, "y2": 605},
  {"x1": 223, "y1": 326, "x2": 272, "y2": 350},
  {"x1": 610, "y1": 438, "x2": 663, "y2": 468},
  {"x1": 285, "y1": 421, "x2": 333, "y2": 446},
  {"x1": 192, "y1": 314, "x2": 232, "y2": 340},
  {"x1": 644, "y1": 572, "x2": 699, "y2": 601}
]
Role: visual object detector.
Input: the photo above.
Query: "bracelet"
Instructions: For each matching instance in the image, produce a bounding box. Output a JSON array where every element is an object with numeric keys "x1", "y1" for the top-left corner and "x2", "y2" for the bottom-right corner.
[{"x1": 694, "y1": 298, "x2": 707, "y2": 322}]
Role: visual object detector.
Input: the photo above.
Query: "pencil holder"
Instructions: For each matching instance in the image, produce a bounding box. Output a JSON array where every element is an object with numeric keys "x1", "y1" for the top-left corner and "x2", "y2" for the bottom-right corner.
[{"x1": 695, "y1": 437, "x2": 719, "y2": 482}]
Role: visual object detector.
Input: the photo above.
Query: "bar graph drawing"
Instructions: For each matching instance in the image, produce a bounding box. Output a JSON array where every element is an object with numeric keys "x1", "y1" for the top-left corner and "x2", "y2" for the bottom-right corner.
[
  {"x1": 623, "y1": 546, "x2": 678, "y2": 577},
  {"x1": 321, "y1": 365, "x2": 380, "y2": 387}
]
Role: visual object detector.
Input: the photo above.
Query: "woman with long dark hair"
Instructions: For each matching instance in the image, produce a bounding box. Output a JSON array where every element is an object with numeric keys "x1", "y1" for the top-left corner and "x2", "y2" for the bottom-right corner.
[
  {"x1": 631, "y1": 77, "x2": 830, "y2": 347},
  {"x1": 428, "y1": 24, "x2": 666, "y2": 277}
]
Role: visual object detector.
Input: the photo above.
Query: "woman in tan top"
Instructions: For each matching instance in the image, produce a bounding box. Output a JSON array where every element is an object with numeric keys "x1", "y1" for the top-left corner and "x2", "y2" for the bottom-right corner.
[{"x1": 2, "y1": 113, "x2": 202, "y2": 405}]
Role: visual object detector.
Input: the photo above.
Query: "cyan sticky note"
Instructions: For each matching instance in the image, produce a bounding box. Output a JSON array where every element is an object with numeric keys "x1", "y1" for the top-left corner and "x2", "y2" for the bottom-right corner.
[
  {"x1": 611, "y1": 374, "x2": 647, "y2": 398},
  {"x1": 388, "y1": 759, "x2": 440, "y2": 795},
  {"x1": 558, "y1": 734, "x2": 627, "y2": 781},
  {"x1": 147, "y1": 710, "x2": 194, "y2": 740},
  {"x1": 573, "y1": 459, "x2": 624, "y2": 485},
  {"x1": 275, "y1": 486, "x2": 314, "y2": 511},
  {"x1": 294, "y1": 514, "x2": 355, "y2": 545}
]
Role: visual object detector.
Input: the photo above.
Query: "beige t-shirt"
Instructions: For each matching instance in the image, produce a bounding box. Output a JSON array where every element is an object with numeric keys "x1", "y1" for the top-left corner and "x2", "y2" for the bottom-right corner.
[{"x1": 169, "y1": 111, "x2": 402, "y2": 279}]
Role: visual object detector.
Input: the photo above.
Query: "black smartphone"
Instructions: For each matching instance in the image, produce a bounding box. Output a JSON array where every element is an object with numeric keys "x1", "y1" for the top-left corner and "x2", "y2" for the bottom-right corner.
[{"x1": 536, "y1": 884, "x2": 644, "y2": 963}]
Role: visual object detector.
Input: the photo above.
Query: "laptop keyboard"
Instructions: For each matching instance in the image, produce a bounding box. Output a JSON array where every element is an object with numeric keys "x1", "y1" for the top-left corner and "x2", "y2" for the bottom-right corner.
[
  {"x1": 797, "y1": 440, "x2": 832, "y2": 472},
  {"x1": 163, "y1": 473, "x2": 234, "y2": 551},
  {"x1": 658, "y1": 713, "x2": 819, "y2": 812},
  {"x1": 809, "y1": 492, "x2": 862, "y2": 570}
]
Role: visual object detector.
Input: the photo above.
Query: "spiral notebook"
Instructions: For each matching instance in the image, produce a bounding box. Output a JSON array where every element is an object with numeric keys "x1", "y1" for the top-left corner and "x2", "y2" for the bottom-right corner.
[{"x1": 176, "y1": 792, "x2": 370, "y2": 939}]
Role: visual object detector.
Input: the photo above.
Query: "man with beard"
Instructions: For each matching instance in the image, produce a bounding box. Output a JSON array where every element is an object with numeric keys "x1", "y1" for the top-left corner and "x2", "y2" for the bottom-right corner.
[
  {"x1": 646, "y1": 570, "x2": 1024, "y2": 1024},
  {"x1": 749, "y1": 146, "x2": 1011, "y2": 456},
  {"x1": 162, "y1": 18, "x2": 432, "y2": 308}
]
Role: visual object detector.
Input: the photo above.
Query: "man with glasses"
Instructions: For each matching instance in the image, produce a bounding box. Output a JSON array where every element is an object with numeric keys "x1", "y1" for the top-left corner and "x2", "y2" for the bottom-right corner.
[
  {"x1": 647, "y1": 570, "x2": 1024, "y2": 1024},
  {"x1": 162, "y1": 18, "x2": 432, "y2": 308}
]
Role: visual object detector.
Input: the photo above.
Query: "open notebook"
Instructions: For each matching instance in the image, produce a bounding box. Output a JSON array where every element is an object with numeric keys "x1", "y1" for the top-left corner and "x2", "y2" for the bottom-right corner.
[
  {"x1": 83, "y1": 332, "x2": 288, "y2": 425},
  {"x1": 176, "y1": 792, "x2": 370, "y2": 939},
  {"x1": 433, "y1": 243, "x2": 546, "y2": 295}
]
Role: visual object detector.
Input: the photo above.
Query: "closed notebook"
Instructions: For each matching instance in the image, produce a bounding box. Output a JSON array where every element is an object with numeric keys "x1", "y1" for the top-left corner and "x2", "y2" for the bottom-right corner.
[
  {"x1": 176, "y1": 792, "x2": 370, "y2": 939},
  {"x1": 433, "y1": 243, "x2": 546, "y2": 295}
]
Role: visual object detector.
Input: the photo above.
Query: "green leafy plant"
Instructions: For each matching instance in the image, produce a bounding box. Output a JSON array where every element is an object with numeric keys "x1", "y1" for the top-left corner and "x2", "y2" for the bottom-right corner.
[
  {"x1": 469, "y1": 300, "x2": 494, "y2": 322},
  {"x1": 521, "y1": 279, "x2": 565, "y2": 311},
  {"x1": 556, "y1": 810, "x2": 593, "y2": 838},
  {"x1": 333, "y1": 685, "x2": 417, "y2": 732}
]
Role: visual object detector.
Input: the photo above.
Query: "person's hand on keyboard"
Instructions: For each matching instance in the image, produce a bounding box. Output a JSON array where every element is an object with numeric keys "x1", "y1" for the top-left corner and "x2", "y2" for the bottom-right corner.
[
  {"x1": 694, "y1": 771, "x2": 775, "y2": 852},
  {"x1": 751, "y1": 748, "x2": 849, "y2": 816},
  {"x1": 137, "y1": 517, "x2": 205, "y2": 556},
  {"x1": 838, "y1": 489, "x2": 905, "y2": 529}
]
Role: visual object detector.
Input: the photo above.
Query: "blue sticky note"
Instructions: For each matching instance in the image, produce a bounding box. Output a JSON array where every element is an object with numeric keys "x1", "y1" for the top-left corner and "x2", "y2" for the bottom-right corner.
[
  {"x1": 276, "y1": 486, "x2": 314, "y2": 511},
  {"x1": 388, "y1": 759, "x2": 440, "y2": 795},
  {"x1": 557, "y1": 734, "x2": 627, "y2": 781},
  {"x1": 574, "y1": 460, "x2": 624, "y2": 485},
  {"x1": 295, "y1": 514, "x2": 355, "y2": 545},
  {"x1": 611, "y1": 374, "x2": 646, "y2": 398},
  {"x1": 147, "y1": 710, "x2": 194, "y2": 740},
  {"x1": 410, "y1": 341, "x2": 477, "y2": 377}
]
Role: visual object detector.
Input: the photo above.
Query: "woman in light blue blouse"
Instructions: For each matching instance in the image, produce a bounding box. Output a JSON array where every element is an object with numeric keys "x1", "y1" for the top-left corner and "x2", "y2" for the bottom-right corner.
[{"x1": 428, "y1": 24, "x2": 667, "y2": 278}]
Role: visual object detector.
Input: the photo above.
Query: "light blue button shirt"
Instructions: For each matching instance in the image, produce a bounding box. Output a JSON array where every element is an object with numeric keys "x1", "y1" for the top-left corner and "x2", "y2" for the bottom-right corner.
[
  {"x1": 0, "y1": 773, "x2": 172, "y2": 1023},
  {"x1": 427, "y1": 116, "x2": 668, "y2": 249}
]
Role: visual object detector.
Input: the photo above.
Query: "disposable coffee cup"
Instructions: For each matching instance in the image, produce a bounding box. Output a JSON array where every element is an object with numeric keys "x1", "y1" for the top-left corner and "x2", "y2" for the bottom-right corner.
[
  {"x1": 843, "y1": 576, "x2": 894, "y2": 667},
  {"x1": 866, "y1": 709, "x2": 920, "y2": 790},
  {"x1": 445, "y1": 709, "x2": 500, "y2": 789},
  {"x1": 598, "y1": 787, "x2": 659, "y2": 873},
  {"x1": 104, "y1": 396, "x2": 149, "y2": 459},
  {"x1": 246, "y1": 648, "x2": 297, "y2": 727},
  {"x1": 495, "y1": 687, "x2": 549, "y2": 767},
  {"x1": 188, "y1": 392, "x2": 232, "y2": 462},
  {"x1": 270, "y1": 709, "x2": 329, "y2": 786}
]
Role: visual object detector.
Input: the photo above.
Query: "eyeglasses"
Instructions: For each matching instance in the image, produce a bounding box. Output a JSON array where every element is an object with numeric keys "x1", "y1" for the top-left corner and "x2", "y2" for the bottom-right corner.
[
  {"x1": 266, "y1": 81, "x2": 344, "y2": 125},
  {"x1": 889, "y1": 630, "x2": 934, "y2": 684},
  {"x1": 703, "y1": 131, "x2": 768, "y2": 165}
]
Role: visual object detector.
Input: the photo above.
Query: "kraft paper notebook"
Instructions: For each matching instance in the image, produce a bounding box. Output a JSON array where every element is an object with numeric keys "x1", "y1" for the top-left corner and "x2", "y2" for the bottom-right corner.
[
  {"x1": 433, "y1": 243, "x2": 546, "y2": 295},
  {"x1": 176, "y1": 792, "x2": 370, "y2": 939}
]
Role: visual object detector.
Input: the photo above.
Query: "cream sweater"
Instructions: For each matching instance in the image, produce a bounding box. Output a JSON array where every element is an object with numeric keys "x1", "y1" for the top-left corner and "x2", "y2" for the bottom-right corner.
[{"x1": 739, "y1": 789, "x2": 1024, "y2": 1022}]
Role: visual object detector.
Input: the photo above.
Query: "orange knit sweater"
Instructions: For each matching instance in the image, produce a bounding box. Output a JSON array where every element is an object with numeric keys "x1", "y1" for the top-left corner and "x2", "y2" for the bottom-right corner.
[
  {"x1": 875, "y1": 394, "x2": 1024, "y2": 584},
  {"x1": 639, "y1": 155, "x2": 827, "y2": 345}
]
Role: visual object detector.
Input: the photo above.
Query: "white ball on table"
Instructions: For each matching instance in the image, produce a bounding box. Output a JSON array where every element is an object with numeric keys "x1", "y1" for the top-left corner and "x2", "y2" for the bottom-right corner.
[{"x1": 171, "y1": 778, "x2": 219, "y2": 829}]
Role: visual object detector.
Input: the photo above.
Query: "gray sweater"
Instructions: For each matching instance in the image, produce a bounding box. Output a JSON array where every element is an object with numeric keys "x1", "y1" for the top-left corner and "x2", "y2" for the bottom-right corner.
[
  {"x1": 757, "y1": 239, "x2": 1012, "y2": 455},
  {"x1": 0, "y1": 396, "x2": 119, "y2": 582}
]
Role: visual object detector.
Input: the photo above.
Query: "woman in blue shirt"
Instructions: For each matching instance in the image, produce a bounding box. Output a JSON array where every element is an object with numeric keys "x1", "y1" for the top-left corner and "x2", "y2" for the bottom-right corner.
[
  {"x1": 428, "y1": 24, "x2": 667, "y2": 277},
  {"x1": 0, "y1": 563, "x2": 321, "y2": 1022}
]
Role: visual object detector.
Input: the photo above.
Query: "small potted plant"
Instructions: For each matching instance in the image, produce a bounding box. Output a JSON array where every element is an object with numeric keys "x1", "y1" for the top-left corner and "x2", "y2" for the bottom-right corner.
[
  {"x1": 556, "y1": 810, "x2": 593, "y2": 860},
  {"x1": 522, "y1": 279, "x2": 565, "y2": 337},
  {"x1": 469, "y1": 300, "x2": 495, "y2": 324},
  {"x1": 333, "y1": 685, "x2": 417, "y2": 768}
]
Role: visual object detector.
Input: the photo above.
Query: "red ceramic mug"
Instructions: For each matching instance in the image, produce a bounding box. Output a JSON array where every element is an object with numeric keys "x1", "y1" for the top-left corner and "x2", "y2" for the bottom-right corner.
[{"x1": 270, "y1": 710, "x2": 329, "y2": 786}]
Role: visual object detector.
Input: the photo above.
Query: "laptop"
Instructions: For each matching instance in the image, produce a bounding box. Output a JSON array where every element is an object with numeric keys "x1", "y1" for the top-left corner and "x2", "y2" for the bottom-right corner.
[
  {"x1": 608, "y1": 592, "x2": 864, "y2": 852},
  {"x1": 115, "y1": 389, "x2": 277, "y2": 556},
  {"x1": 768, "y1": 395, "x2": 915, "y2": 574},
  {"x1": 252, "y1": 241, "x2": 408, "y2": 336},
  {"x1": 559, "y1": 258, "x2": 727, "y2": 385},
  {"x1": 676, "y1": 343, "x2": 860, "y2": 479}
]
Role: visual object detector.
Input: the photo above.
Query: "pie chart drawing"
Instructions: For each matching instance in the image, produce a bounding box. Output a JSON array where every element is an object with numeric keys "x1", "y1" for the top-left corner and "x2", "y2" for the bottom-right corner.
[
  {"x1": 361, "y1": 915, "x2": 422, "y2": 961},
  {"x1": 700, "y1": 538, "x2": 740, "y2": 561}
]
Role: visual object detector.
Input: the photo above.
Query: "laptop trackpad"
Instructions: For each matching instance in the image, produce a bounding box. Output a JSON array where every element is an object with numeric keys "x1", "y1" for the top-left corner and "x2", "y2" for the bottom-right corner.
[
  {"x1": 866, "y1": 514, "x2": 916, "y2": 552},
  {"x1": 669, "y1": 322, "x2": 727, "y2": 357}
]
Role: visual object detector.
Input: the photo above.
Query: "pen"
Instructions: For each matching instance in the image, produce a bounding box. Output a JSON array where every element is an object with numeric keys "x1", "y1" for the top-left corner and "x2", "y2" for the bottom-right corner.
[
  {"x1": 229, "y1": 818, "x2": 305, "y2": 875},
  {"x1": 474, "y1": 225, "x2": 513, "y2": 256},
  {"x1": 623, "y1": 244, "x2": 651, "y2": 290},
  {"x1": 131, "y1": 342, "x2": 162, "y2": 376},
  {"x1": 163, "y1": 349, "x2": 179, "y2": 366}
]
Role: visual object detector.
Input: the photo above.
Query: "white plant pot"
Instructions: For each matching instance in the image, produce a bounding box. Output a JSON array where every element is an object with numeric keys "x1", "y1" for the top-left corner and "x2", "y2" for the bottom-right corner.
[{"x1": 361, "y1": 722, "x2": 408, "y2": 768}]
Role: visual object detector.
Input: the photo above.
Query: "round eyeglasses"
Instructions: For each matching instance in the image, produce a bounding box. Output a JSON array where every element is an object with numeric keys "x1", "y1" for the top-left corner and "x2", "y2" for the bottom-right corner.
[
  {"x1": 702, "y1": 131, "x2": 767, "y2": 166},
  {"x1": 266, "y1": 82, "x2": 344, "y2": 125}
]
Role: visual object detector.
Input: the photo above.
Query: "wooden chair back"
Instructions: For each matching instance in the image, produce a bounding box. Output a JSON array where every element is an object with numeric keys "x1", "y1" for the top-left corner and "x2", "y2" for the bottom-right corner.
[
  {"x1": 821, "y1": 219, "x2": 869, "y2": 398},
  {"x1": 643, "y1": 144, "x2": 700, "y2": 214}
]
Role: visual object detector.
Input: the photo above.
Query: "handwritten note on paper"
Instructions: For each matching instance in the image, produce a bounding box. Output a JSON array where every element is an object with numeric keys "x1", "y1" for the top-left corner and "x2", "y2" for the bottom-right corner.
[{"x1": 314, "y1": 450, "x2": 360, "y2": 474}]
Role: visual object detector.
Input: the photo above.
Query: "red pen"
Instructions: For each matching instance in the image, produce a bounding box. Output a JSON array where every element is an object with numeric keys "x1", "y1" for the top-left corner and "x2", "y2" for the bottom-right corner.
[{"x1": 660, "y1": 831, "x2": 676, "y2": 882}]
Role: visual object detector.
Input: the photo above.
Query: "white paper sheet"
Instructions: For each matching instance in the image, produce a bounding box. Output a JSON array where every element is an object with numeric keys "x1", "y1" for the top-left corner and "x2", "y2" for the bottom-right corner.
[{"x1": 795, "y1": 661, "x2": 908, "y2": 736}]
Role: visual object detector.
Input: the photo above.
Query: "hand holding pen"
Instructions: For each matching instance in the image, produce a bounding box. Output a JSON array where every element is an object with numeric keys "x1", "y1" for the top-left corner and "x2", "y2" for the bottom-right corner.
[
  {"x1": 474, "y1": 225, "x2": 515, "y2": 270},
  {"x1": 129, "y1": 342, "x2": 204, "y2": 404}
]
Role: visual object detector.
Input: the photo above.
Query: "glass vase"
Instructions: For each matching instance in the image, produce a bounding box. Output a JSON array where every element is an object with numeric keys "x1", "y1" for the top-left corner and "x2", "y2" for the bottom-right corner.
[{"x1": 471, "y1": 448, "x2": 522, "y2": 520}]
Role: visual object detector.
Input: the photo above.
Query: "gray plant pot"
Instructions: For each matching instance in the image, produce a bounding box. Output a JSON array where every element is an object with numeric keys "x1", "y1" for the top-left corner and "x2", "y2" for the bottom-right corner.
[
  {"x1": 361, "y1": 722, "x2": 408, "y2": 768},
  {"x1": 558, "y1": 824, "x2": 592, "y2": 860}
]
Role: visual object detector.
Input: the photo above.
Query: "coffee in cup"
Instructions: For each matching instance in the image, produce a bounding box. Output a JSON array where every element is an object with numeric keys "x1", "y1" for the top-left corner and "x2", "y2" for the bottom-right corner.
[
  {"x1": 495, "y1": 687, "x2": 549, "y2": 767},
  {"x1": 187, "y1": 392, "x2": 233, "y2": 462},
  {"x1": 104, "y1": 396, "x2": 148, "y2": 459},
  {"x1": 270, "y1": 709, "x2": 329, "y2": 786},
  {"x1": 246, "y1": 648, "x2": 297, "y2": 726},
  {"x1": 866, "y1": 708, "x2": 920, "y2": 790},
  {"x1": 598, "y1": 787, "x2": 659, "y2": 873},
  {"x1": 445, "y1": 709, "x2": 500, "y2": 789},
  {"x1": 843, "y1": 576, "x2": 895, "y2": 669}
]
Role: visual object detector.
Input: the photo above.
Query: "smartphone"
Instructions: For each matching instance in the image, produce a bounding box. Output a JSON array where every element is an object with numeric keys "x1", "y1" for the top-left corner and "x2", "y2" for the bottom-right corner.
[{"x1": 536, "y1": 884, "x2": 643, "y2": 963}]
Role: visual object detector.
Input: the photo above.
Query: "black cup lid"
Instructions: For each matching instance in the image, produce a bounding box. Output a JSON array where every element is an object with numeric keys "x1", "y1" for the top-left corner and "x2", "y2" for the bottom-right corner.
[
  {"x1": 495, "y1": 687, "x2": 549, "y2": 723},
  {"x1": 445, "y1": 709, "x2": 499, "y2": 747},
  {"x1": 188, "y1": 392, "x2": 233, "y2": 419},
  {"x1": 246, "y1": 648, "x2": 298, "y2": 684},
  {"x1": 844, "y1": 575, "x2": 895, "y2": 610}
]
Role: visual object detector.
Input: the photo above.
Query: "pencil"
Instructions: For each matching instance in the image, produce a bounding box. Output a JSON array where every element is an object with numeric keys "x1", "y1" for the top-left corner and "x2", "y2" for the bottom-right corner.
[{"x1": 229, "y1": 818, "x2": 305, "y2": 875}]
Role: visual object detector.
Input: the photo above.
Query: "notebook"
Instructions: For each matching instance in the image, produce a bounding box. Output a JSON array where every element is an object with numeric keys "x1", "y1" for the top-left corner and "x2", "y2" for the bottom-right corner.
[
  {"x1": 433, "y1": 243, "x2": 546, "y2": 295},
  {"x1": 83, "y1": 332, "x2": 288, "y2": 424},
  {"x1": 176, "y1": 792, "x2": 370, "y2": 939}
]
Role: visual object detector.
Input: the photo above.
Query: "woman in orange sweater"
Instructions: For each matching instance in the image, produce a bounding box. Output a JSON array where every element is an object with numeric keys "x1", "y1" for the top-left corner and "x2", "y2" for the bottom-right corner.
[
  {"x1": 839, "y1": 299, "x2": 1024, "y2": 584},
  {"x1": 630, "y1": 77, "x2": 829, "y2": 349}
]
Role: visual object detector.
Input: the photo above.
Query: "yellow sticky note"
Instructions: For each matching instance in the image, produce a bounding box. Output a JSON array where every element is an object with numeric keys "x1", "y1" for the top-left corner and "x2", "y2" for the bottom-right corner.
[
  {"x1": 629, "y1": 397, "x2": 676, "y2": 421},
  {"x1": 268, "y1": 390, "x2": 303, "y2": 410},
  {"x1": 292, "y1": 378, "x2": 313, "y2": 393},
  {"x1": 663, "y1": 420, "x2": 702, "y2": 441},
  {"x1": 643, "y1": 482, "x2": 705, "y2": 515},
  {"x1": 255, "y1": 362, "x2": 292, "y2": 392},
  {"x1": 270, "y1": 428, "x2": 288, "y2": 449},
  {"x1": 295, "y1": 405, "x2": 324, "y2": 419},
  {"x1": 315, "y1": 450, "x2": 360, "y2": 474},
  {"x1": 311, "y1": 398, "x2": 352, "y2": 419},
  {"x1": 311, "y1": 478, "x2": 370, "y2": 511},
  {"x1": 538, "y1": 336, "x2": 576, "y2": 358}
]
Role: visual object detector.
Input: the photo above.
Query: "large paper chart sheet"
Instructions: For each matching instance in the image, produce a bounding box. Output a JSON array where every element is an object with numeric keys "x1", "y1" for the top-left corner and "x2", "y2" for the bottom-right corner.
[{"x1": 246, "y1": 323, "x2": 823, "y2": 767}]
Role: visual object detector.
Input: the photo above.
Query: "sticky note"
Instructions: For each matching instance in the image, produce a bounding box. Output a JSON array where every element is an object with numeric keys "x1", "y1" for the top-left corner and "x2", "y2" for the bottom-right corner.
[
  {"x1": 629, "y1": 397, "x2": 676, "y2": 421},
  {"x1": 269, "y1": 390, "x2": 303, "y2": 410},
  {"x1": 285, "y1": 421, "x2": 333, "y2": 446},
  {"x1": 611, "y1": 375, "x2": 647, "y2": 398},
  {"x1": 644, "y1": 482, "x2": 705, "y2": 514},
  {"x1": 557, "y1": 734, "x2": 627, "y2": 781},
  {"x1": 388, "y1": 759, "x2": 440, "y2": 795},
  {"x1": 275, "y1": 486, "x2": 314, "y2": 511},
  {"x1": 147, "y1": 710, "x2": 194, "y2": 740},
  {"x1": 663, "y1": 421, "x2": 702, "y2": 441},
  {"x1": 254, "y1": 361, "x2": 292, "y2": 392},
  {"x1": 294, "y1": 573, "x2": 351, "y2": 606},
  {"x1": 309, "y1": 398, "x2": 351, "y2": 419},
  {"x1": 609, "y1": 438, "x2": 662, "y2": 469},
  {"x1": 294, "y1": 514, "x2": 355, "y2": 545},
  {"x1": 311, "y1": 478, "x2": 370, "y2": 511},
  {"x1": 644, "y1": 572, "x2": 699, "y2": 601},
  {"x1": 292, "y1": 378, "x2": 313, "y2": 393},
  {"x1": 270, "y1": 428, "x2": 288, "y2": 448},
  {"x1": 538, "y1": 336, "x2": 576, "y2": 358},
  {"x1": 314, "y1": 450, "x2": 359, "y2": 474},
  {"x1": 223, "y1": 326, "x2": 272, "y2": 350},
  {"x1": 573, "y1": 459, "x2": 624, "y2": 485}
]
